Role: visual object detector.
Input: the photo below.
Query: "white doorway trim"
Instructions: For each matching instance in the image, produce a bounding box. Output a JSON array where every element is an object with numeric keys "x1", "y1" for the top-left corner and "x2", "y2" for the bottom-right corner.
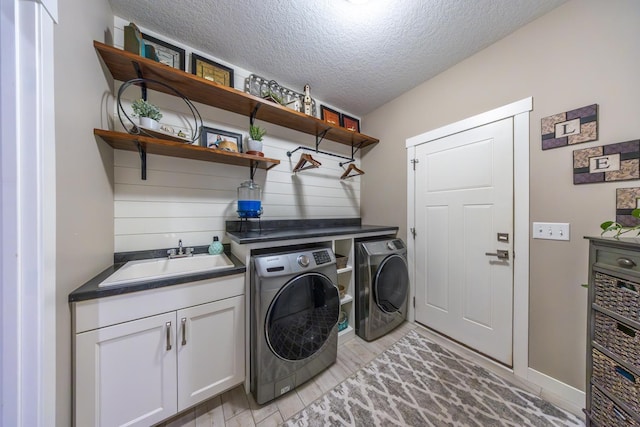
[
  {"x1": 1, "y1": 0, "x2": 58, "y2": 425},
  {"x1": 406, "y1": 97, "x2": 531, "y2": 379}
]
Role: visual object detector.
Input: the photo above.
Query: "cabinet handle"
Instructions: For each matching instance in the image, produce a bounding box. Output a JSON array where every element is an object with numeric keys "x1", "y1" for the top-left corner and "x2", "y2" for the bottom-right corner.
[
  {"x1": 165, "y1": 321, "x2": 172, "y2": 351},
  {"x1": 617, "y1": 322, "x2": 636, "y2": 338},
  {"x1": 181, "y1": 317, "x2": 187, "y2": 346},
  {"x1": 616, "y1": 280, "x2": 638, "y2": 294},
  {"x1": 617, "y1": 257, "x2": 636, "y2": 268},
  {"x1": 615, "y1": 366, "x2": 636, "y2": 383}
]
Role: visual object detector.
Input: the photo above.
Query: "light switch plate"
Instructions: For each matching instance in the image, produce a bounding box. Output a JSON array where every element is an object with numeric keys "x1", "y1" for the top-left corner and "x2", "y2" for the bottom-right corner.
[{"x1": 532, "y1": 222, "x2": 570, "y2": 241}]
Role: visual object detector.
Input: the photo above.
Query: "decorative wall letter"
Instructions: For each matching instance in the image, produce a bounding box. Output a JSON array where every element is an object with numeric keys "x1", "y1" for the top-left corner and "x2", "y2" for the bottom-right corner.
[
  {"x1": 616, "y1": 187, "x2": 640, "y2": 226},
  {"x1": 541, "y1": 104, "x2": 598, "y2": 150},
  {"x1": 573, "y1": 140, "x2": 640, "y2": 184}
]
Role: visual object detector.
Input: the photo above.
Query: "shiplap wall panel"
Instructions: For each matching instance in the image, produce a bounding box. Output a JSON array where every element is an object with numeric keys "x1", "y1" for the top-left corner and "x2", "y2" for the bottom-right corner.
[{"x1": 112, "y1": 18, "x2": 361, "y2": 252}]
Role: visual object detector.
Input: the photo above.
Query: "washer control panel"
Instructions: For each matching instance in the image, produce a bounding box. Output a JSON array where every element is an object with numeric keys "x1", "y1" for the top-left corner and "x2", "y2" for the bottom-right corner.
[
  {"x1": 312, "y1": 250, "x2": 332, "y2": 265},
  {"x1": 297, "y1": 254, "x2": 310, "y2": 267},
  {"x1": 254, "y1": 247, "x2": 336, "y2": 277}
]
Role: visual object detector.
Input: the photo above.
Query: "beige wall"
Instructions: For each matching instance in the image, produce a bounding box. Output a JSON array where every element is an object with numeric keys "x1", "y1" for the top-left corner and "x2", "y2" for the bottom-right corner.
[
  {"x1": 54, "y1": 0, "x2": 114, "y2": 424},
  {"x1": 362, "y1": 0, "x2": 640, "y2": 390}
]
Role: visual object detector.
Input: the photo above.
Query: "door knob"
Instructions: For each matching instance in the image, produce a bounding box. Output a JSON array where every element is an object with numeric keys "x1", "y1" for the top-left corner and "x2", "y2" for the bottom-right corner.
[{"x1": 485, "y1": 250, "x2": 509, "y2": 260}]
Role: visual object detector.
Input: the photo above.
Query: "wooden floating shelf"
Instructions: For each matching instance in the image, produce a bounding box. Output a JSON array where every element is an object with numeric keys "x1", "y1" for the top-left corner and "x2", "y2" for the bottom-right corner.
[
  {"x1": 94, "y1": 41, "x2": 379, "y2": 149},
  {"x1": 94, "y1": 129, "x2": 280, "y2": 170}
]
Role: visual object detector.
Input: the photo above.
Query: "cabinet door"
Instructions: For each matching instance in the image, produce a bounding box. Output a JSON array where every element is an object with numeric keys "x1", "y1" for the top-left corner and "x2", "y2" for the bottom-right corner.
[
  {"x1": 177, "y1": 296, "x2": 245, "y2": 410},
  {"x1": 75, "y1": 312, "x2": 177, "y2": 427}
]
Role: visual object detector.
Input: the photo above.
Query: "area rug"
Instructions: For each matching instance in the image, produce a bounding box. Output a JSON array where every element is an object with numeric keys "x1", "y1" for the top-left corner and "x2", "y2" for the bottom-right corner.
[{"x1": 283, "y1": 330, "x2": 583, "y2": 426}]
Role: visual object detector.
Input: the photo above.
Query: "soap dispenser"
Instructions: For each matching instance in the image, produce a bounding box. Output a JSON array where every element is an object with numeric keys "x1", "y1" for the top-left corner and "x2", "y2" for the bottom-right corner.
[{"x1": 208, "y1": 236, "x2": 224, "y2": 255}]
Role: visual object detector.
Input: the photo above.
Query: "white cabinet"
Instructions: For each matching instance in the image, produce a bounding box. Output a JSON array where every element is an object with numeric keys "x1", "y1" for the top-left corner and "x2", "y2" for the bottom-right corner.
[
  {"x1": 75, "y1": 312, "x2": 178, "y2": 427},
  {"x1": 177, "y1": 298, "x2": 244, "y2": 410},
  {"x1": 73, "y1": 274, "x2": 245, "y2": 427}
]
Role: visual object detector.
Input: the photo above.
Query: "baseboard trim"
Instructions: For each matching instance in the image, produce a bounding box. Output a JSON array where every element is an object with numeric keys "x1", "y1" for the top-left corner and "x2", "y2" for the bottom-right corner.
[{"x1": 527, "y1": 368, "x2": 585, "y2": 414}]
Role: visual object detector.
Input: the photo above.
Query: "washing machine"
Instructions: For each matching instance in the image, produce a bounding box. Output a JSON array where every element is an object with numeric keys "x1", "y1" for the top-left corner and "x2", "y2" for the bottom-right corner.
[
  {"x1": 251, "y1": 246, "x2": 340, "y2": 404},
  {"x1": 355, "y1": 237, "x2": 409, "y2": 341}
]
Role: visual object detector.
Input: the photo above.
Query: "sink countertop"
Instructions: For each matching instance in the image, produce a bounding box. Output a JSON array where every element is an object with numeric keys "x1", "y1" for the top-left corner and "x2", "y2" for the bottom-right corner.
[
  {"x1": 226, "y1": 218, "x2": 399, "y2": 244},
  {"x1": 68, "y1": 250, "x2": 245, "y2": 303},
  {"x1": 70, "y1": 219, "x2": 399, "y2": 302}
]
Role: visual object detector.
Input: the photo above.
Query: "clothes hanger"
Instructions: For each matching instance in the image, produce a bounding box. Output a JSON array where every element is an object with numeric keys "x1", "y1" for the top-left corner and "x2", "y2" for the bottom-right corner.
[
  {"x1": 293, "y1": 153, "x2": 321, "y2": 172},
  {"x1": 340, "y1": 163, "x2": 365, "y2": 180}
]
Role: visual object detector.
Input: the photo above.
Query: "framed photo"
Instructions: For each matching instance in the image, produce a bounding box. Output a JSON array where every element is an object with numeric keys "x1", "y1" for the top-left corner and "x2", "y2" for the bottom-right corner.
[
  {"x1": 200, "y1": 126, "x2": 243, "y2": 153},
  {"x1": 342, "y1": 114, "x2": 360, "y2": 133},
  {"x1": 320, "y1": 105, "x2": 341, "y2": 126},
  {"x1": 191, "y1": 53, "x2": 234, "y2": 87},
  {"x1": 141, "y1": 33, "x2": 185, "y2": 71}
]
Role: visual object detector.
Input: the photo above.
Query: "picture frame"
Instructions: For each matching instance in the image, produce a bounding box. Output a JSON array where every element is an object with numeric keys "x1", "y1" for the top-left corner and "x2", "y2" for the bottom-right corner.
[
  {"x1": 191, "y1": 53, "x2": 234, "y2": 87},
  {"x1": 573, "y1": 140, "x2": 640, "y2": 184},
  {"x1": 200, "y1": 126, "x2": 243, "y2": 153},
  {"x1": 342, "y1": 114, "x2": 360, "y2": 133},
  {"x1": 320, "y1": 105, "x2": 341, "y2": 126},
  {"x1": 541, "y1": 104, "x2": 598, "y2": 150},
  {"x1": 141, "y1": 33, "x2": 186, "y2": 71}
]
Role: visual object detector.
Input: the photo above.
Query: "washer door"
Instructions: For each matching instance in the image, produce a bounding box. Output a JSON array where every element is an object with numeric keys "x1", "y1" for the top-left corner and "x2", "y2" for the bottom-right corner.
[
  {"x1": 266, "y1": 272, "x2": 339, "y2": 361},
  {"x1": 374, "y1": 254, "x2": 409, "y2": 313}
]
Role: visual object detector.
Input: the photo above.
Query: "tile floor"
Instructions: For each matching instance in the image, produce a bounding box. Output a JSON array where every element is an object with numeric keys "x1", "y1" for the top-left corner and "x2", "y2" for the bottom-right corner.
[{"x1": 156, "y1": 322, "x2": 583, "y2": 427}]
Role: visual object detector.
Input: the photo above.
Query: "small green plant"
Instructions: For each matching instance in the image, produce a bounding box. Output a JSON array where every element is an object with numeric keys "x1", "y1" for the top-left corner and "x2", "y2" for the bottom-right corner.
[
  {"x1": 600, "y1": 208, "x2": 640, "y2": 237},
  {"x1": 131, "y1": 99, "x2": 162, "y2": 121},
  {"x1": 249, "y1": 124, "x2": 266, "y2": 141}
]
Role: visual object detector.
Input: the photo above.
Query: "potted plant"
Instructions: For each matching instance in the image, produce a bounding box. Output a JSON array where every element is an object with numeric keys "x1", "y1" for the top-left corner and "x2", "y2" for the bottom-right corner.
[
  {"x1": 131, "y1": 98, "x2": 163, "y2": 130},
  {"x1": 600, "y1": 208, "x2": 640, "y2": 237},
  {"x1": 247, "y1": 124, "x2": 266, "y2": 155}
]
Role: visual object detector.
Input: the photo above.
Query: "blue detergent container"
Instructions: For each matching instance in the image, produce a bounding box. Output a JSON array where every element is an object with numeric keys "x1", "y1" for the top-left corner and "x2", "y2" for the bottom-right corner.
[{"x1": 237, "y1": 180, "x2": 262, "y2": 218}]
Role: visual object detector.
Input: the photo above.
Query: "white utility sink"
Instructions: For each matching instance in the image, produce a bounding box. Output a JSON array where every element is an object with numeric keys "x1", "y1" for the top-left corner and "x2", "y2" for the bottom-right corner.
[{"x1": 99, "y1": 253, "x2": 234, "y2": 287}]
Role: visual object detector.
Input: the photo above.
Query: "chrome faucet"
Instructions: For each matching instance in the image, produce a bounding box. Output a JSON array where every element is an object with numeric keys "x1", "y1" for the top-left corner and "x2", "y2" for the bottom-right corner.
[{"x1": 167, "y1": 239, "x2": 194, "y2": 258}]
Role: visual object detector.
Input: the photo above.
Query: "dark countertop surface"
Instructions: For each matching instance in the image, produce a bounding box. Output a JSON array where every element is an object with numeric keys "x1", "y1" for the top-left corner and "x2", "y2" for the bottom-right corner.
[
  {"x1": 226, "y1": 218, "x2": 398, "y2": 244},
  {"x1": 70, "y1": 219, "x2": 399, "y2": 302},
  {"x1": 69, "y1": 251, "x2": 245, "y2": 303}
]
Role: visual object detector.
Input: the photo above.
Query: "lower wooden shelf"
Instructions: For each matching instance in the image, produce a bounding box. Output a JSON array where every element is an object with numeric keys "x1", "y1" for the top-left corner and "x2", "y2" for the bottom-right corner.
[{"x1": 94, "y1": 129, "x2": 280, "y2": 170}]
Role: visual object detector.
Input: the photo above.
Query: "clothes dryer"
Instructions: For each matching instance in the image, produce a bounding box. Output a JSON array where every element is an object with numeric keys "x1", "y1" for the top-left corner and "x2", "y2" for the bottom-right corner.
[
  {"x1": 355, "y1": 238, "x2": 409, "y2": 341},
  {"x1": 251, "y1": 246, "x2": 339, "y2": 404}
]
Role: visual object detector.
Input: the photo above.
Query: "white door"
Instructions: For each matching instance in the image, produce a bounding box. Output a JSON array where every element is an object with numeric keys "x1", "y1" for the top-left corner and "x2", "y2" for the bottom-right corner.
[
  {"x1": 414, "y1": 117, "x2": 514, "y2": 365},
  {"x1": 75, "y1": 312, "x2": 178, "y2": 427},
  {"x1": 177, "y1": 296, "x2": 245, "y2": 410}
]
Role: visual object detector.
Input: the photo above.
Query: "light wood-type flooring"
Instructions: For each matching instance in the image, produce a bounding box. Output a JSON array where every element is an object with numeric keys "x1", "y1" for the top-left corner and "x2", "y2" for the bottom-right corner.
[{"x1": 156, "y1": 322, "x2": 582, "y2": 427}]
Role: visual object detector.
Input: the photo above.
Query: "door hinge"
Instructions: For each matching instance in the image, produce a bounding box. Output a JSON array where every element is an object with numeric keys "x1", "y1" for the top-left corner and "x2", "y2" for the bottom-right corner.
[
  {"x1": 410, "y1": 227, "x2": 417, "y2": 239},
  {"x1": 411, "y1": 158, "x2": 419, "y2": 170},
  {"x1": 413, "y1": 297, "x2": 415, "y2": 308}
]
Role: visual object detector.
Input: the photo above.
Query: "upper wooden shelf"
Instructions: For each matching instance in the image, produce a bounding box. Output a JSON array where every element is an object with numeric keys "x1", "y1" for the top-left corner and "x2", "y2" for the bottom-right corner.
[
  {"x1": 94, "y1": 129, "x2": 280, "y2": 170},
  {"x1": 94, "y1": 41, "x2": 379, "y2": 149}
]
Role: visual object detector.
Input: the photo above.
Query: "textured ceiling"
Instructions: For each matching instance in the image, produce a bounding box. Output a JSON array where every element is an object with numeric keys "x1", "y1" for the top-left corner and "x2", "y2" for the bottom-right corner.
[{"x1": 108, "y1": 0, "x2": 566, "y2": 116}]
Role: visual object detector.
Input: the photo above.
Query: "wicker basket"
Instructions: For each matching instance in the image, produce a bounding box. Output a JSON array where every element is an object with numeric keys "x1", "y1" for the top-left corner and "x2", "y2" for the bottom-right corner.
[
  {"x1": 594, "y1": 272, "x2": 640, "y2": 321},
  {"x1": 594, "y1": 311, "x2": 640, "y2": 370},
  {"x1": 592, "y1": 348, "x2": 640, "y2": 414},
  {"x1": 335, "y1": 254, "x2": 348, "y2": 270},
  {"x1": 592, "y1": 386, "x2": 640, "y2": 427}
]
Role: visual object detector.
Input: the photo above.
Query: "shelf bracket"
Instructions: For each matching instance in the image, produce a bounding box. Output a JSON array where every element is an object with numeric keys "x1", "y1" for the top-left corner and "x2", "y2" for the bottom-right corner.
[
  {"x1": 135, "y1": 141, "x2": 147, "y2": 180},
  {"x1": 250, "y1": 104, "x2": 261, "y2": 126},
  {"x1": 315, "y1": 128, "x2": 331, "y2": 151},
  {"x1": 339, "y1": 140, "x2": 365, "y2": 167},
  {"x1": 131, "y1": 62, "x2": 147, "y2": 101}
]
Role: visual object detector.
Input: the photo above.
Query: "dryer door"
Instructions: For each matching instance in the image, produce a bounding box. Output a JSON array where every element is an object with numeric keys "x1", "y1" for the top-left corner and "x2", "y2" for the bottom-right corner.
[
  {"x1": 266, "y1": 272, "x2": 339, "y2": 361},
  {"x1": 374, "y1": 254, "x2": 409, "y2": 313}
]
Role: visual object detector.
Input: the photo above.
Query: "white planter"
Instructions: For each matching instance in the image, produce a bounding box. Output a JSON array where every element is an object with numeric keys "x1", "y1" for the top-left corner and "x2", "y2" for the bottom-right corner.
[
  {"x1": 247, "y1": 139, "x2": 263, "y2": 153},
  {"x1": 139, "y1": 117, "x2": 160, "y2": 130}
]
